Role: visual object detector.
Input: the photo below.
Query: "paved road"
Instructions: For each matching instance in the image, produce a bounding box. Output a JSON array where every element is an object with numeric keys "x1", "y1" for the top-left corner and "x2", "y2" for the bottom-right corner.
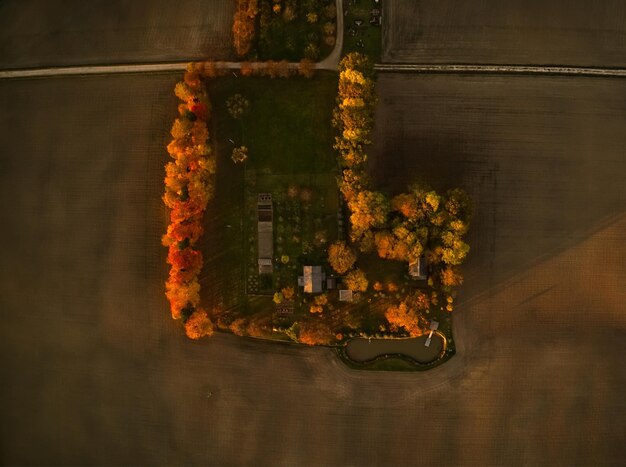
[{"x1": 374, "y1": 63, "x2": 626, "y2": 78}]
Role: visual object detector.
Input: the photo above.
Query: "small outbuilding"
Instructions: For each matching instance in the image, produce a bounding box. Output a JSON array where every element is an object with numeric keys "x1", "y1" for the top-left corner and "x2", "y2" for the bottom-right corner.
[
  {"x1": 408, "y1": 255, "x2": 428, "y2": 280},
  {"x1": 257, "y1": 193, "x2": 273, "y2": 274},
  {"x1": 339, "y1": 289, "x2": 353, "y2": 302}
]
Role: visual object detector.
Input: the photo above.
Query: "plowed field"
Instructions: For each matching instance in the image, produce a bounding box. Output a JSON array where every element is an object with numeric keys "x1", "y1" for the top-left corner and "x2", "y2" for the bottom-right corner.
[
  {"x1": 0, "y1": 0, "x2": 235, "y2": 69},
  {"x1": 382, "y1": 0, "x2": 626, "y2": 66}
]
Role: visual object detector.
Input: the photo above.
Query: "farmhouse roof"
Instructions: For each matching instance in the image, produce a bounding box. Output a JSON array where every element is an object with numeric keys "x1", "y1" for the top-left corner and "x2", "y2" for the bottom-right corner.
[{"x1": 303, "y1": 265, "x2": 324, "y2": 294}]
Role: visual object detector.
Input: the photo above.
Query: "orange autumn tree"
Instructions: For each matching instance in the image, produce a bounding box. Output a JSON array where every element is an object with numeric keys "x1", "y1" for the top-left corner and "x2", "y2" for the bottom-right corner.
[
  {"x1": 232, "y1": 0, "x2": 258, "y2": 57},
  {"x1": 162, "y1": 63, "x2": 217, "y2": 338},
  {"x1": 299, "y1": 319, "x2": 334, "y2": 345},
  {"x1": 185, "y1": 309, "x2": 214, "y2": 339},
  {"x1": 384, "y1": 292, "x2": 430, "y2": 337}
]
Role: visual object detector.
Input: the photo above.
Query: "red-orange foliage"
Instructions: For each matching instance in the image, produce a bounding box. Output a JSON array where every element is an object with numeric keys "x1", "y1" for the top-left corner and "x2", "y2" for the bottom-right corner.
[
  {"x1": 228, "y1": 318, "x2": 247, "y2": 336},
  {"x1": 162, "y1": 67, "x2": 217, "y2": 337},
  {"x1": 384, "y1": 303, "x2": 424, "y2": 337},
  {"x1": 384, "y1": 292, "x2": 430, "y2": 337},
  {"x1": 169, "y1": 198, "x2": 205, "y2": 224},
  {"x1": 297, "y1": 58, "x2": 315, "y2": 78},
  {"x1": 190, "y1": 102, "x2": 208, "y2": 121},
  {"x1": 240, "y1": 61, "x2": 254, "y2": 76},
  {"x1": 162, "y1": 221, "x2": 204, "y2": 246},
  {"x1": 299, "y1": 320, "x2": 333, "y2": 345},
  {"x1": 166, "y1": 277, "x2": 200, "y2": 319},
  {"x1": 167, "y1": 245, "x2": 202, "y2": 274},
  {"x1": 185, "y1": 309, "x2": 214, "y2": 339},
  {"x1": 392, "y1": 193, "x2": 419, "y2": 219},
  {"x1": 233, "y1": 0, "x2": 258, "y2": 57}
]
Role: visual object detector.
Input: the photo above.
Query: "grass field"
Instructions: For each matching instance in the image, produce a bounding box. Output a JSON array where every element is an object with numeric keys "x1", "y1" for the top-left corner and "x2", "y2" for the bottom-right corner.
[
  {"x1": 210, "y1": 73, "x2": 338, "y2": 174},
  {"x1": 382, "y1": 0, "x2": 626, "y2": 66},
  {"x1": 0, "y1": 0, "x2": 235, "y2": 69}
]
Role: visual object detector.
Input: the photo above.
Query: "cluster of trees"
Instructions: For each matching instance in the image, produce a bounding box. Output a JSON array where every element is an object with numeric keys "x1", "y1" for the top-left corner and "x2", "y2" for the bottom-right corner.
[
  {"x1": 384, "y1": 291, "x2": 430, "y2": 337},
  {"x1": 233, "y1": 0, "x2": 259, "y2": 57},
  {"x1": 389, "y1": 186, "x2": 472, "y2": 309},
  {"x1": 256, "y1": 0, "x2": 336, "y2": 60},
  {"x1": 162, "y1": 65, "x2": 216, "y2": 339},
  {"x1": 298, "y1": 318, "x2": 333, "y2": 345},
  {"x1": 332, "y1": 53, "x2": 472, "y2": 333}
]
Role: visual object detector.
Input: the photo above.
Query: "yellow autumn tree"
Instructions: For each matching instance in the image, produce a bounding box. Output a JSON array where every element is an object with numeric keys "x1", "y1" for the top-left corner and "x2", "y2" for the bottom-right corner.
[{"x1": 328, "y1": 241, "x2": 356, "y2": 274}]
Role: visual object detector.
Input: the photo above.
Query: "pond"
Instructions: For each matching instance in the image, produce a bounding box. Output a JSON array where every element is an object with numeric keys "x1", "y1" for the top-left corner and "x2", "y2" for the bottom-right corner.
[{"x1": 345, "y1": 334, "x2": 444, "y2": 364}]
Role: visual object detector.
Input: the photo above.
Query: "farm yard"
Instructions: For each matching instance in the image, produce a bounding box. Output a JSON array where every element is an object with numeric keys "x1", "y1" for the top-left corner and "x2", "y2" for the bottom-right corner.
[
  {"x1": 0, "y1": 0, "x2": 235, "y2": 69},
  {"x1": 1, "y1": 0, "x2": 626, "y2": 465},
  {"x1": 382, "y1": 0, "x2": 626, "y2": 66}
]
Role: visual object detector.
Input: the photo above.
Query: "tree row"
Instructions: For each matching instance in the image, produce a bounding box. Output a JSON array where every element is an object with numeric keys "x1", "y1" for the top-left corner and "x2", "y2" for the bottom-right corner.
[{"x1": 161, "y1": 66, "x2": 216, "y2": 339}]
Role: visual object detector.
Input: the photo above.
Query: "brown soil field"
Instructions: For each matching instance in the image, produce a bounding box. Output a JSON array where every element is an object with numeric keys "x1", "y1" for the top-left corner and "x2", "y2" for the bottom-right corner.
[
  {"x1": 370, "y1": 74, "x2": 626, "y2": 299},
  {"x1": 0, "y1": 0, "x2": 235, "y2": 69},
  {"x1": 1, "y1": 72, "x2": 625, "y2": 465},
  {"x1": 382, "y1": 0, "x2": 626, "y2": 66}
]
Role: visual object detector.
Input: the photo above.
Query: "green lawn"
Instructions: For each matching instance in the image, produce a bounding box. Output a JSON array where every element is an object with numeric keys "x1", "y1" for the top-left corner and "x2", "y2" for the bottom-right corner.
[{"x1": 211, "y1": 72, "x2": 338, "y2": 174}]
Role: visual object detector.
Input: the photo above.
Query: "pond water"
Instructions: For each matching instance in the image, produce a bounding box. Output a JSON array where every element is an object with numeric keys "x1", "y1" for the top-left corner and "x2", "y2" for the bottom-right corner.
[{"x1": 345, "y1": 334, "x2": 444, "y2": 364}]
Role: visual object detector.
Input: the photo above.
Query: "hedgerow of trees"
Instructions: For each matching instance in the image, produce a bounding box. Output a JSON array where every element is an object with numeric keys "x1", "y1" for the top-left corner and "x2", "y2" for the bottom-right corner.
[
  {"x1": 162, "y1": 64, "x2": 217, "y2": 339},
  {"x1": 162, "y1": 61, "x2": 316, "y2": 340},
  {"x1": 191, "y1": 59, "x2": 315, "y2": 79}
]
